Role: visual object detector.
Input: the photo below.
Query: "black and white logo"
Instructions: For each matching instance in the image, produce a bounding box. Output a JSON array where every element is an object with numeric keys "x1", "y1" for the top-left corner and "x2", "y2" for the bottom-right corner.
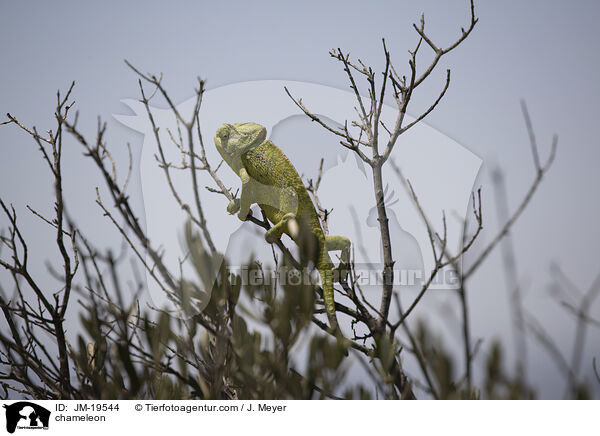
[{"x1": 3, "y1": 402, "x2": 50, "y2": 434}]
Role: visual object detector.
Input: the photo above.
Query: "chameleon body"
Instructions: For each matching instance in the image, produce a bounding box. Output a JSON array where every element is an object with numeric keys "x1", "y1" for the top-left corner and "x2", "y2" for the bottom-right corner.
[{"x1": 214, "y1": 123, "x2": 350, "y2": 333}]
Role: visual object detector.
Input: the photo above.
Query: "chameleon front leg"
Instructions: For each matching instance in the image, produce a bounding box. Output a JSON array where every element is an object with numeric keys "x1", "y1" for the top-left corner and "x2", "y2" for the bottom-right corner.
[{"x1": 231, "y1": 168, "x2": 254, "y2": 221}]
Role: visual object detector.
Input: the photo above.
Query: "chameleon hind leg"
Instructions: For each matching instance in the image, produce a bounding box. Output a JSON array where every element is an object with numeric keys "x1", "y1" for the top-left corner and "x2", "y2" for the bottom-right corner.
[
  {"x1": 325, "y1": 235, "x2": 351, "y2": 282},
  {"x1": 263, "y1": 186, "x2": 300, "y2": 243},
  {"x1": 264, "y1": 213, "x2": 298, "y2": 243}
]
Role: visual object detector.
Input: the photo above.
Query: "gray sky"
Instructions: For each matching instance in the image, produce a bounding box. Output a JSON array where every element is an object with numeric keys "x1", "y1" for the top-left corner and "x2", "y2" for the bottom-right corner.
[{"x1": 1, "y1": 0, "x2": 599, "y2": 398}]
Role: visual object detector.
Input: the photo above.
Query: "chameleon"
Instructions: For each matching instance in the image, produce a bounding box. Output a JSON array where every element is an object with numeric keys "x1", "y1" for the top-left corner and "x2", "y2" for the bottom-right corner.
[{"x1": 214, "y1": 122, "x2": 350, "y2": 334}]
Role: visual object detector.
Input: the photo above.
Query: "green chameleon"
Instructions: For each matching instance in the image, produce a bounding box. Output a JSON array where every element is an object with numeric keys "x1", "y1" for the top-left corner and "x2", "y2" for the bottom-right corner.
[{"x1": 214, "y1": 122, "x2": 350, "y2": 333}]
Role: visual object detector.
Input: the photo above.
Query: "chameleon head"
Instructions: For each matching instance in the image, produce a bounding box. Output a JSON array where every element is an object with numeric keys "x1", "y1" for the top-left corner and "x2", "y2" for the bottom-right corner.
[{"x1": 214, "y1": 122, "x2": 267, "y2": 160}]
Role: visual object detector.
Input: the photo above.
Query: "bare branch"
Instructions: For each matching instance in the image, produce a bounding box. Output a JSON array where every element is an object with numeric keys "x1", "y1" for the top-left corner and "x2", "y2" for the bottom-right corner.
[
  {"x1": 412, "y1": 0, "x2": 477, "y2": 88},
  {"x1": 464, "y1": 133, "x2": 557, "y2": 280}
]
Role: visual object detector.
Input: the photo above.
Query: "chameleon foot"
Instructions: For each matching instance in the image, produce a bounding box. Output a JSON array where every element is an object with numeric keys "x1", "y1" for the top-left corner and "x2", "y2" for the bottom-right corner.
[
  {"x1": 265, "y1": 213, "x2": 297, "y2": 243},
  {"x1": 227, "y1": 198, "x2": 240, "y2": 215}
]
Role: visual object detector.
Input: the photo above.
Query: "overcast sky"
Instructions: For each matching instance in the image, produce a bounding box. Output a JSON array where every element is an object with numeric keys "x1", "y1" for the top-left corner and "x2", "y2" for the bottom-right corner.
[{"x1": 1, "y1": 0, "x2": 599, "y2": 398}]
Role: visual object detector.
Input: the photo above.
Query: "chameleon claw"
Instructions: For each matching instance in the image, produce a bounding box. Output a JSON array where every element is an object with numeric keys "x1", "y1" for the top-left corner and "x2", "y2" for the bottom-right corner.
[
  {"x1": 237, "y1": 208, "x2": 253, "y2": 221},
  {"x1": 265, "y1": 231, "x2": 279, "y2": 244},
  {"x1": 227, "y1": 198, "x2": 241, "y2": 214}
]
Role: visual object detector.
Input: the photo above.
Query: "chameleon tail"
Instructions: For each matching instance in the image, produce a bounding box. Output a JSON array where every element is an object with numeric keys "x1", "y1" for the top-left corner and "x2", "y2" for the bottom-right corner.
[
  {"x1": 318, "y1": 265, "x2": 340, "y2": 332},
  {"x1": 315, "y1": 231, "x2": 344, "y2": 340},
  {"x1": 318, "y1": 264, "x2": 349, "y2": 355}
]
